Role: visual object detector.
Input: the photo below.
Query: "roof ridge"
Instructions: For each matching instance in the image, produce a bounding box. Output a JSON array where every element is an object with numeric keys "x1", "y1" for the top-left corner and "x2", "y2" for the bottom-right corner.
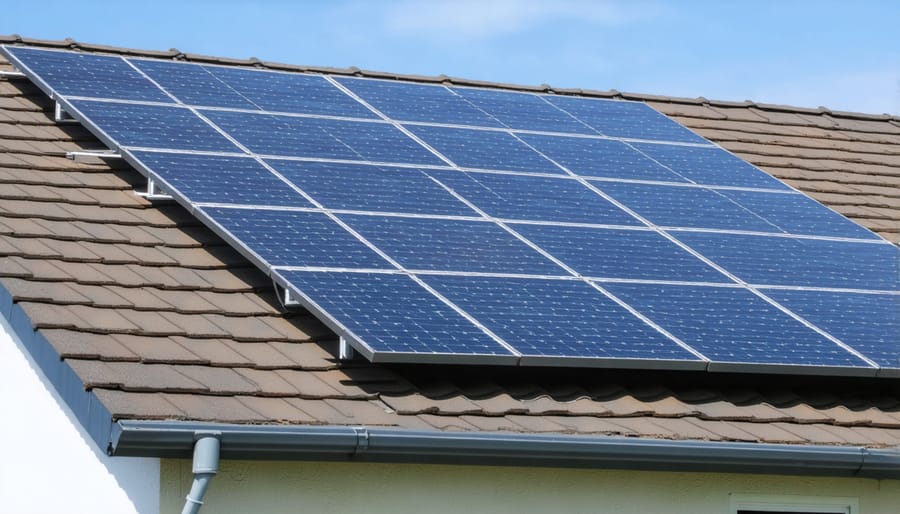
[{"x1": 3, "y1": 34, "x2": 898, "y2": 123}]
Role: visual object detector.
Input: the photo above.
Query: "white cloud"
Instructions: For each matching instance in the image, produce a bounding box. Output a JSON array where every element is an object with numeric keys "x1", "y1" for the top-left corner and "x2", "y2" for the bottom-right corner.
[
  {"x1": 749, "y1": 69, "x2": 900, "y2": 115},
  {"x1": 382, "y1": 0, "x2": 656, "y2": 40}
]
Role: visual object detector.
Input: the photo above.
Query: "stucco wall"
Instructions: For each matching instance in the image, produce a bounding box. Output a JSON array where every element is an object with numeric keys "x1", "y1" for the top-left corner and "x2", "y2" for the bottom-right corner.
[
  {"x1": 161, "y1": 458, "x2": 899, "y2": 514},
  {"x1": 0, "y1": 314, "x2": 160, "y2": 514}
]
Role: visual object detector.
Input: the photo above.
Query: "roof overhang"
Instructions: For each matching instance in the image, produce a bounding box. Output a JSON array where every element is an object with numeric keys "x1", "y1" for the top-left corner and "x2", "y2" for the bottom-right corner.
[{"x1": 111, "y1": 420, "x2": 900, "y2": 479}]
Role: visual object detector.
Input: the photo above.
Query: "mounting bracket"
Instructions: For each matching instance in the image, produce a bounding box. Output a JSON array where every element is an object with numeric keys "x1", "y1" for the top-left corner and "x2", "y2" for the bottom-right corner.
[
  {"x1": 54, "y1": 101, "x2": 78, "y2": 124},
  {"x1": 339, "y1": 337, "x2": 356, "y2": 360},
  {"x1": 135, "y1": 177, "x2": 174, "y2": 201},
  {"x1": 281, "y1": 287, "x2": 301, "y2": 308},
  {"x1": 0, "y1": 70, "x2": 26, "y2": 79}
]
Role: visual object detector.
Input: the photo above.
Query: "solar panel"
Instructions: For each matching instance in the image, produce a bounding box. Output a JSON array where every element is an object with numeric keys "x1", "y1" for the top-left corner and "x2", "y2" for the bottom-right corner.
[
  {"x1": 5, "y1": 45, "x2": 897, "y2": 377},
  {"x1": 131, "y1": 151, "x2": 313, "y2": 207},
  {"x1": 335, "y1": 77, "x2": 504, "y2": 127},
  {"x1": 424, "y1": 275, "x2": 704, "y2": 366},
  {"x1": 406, "y1": 124, "x2": 565, "y2": 173},
  {"x1": 427, "y1": 170, "x2": 640, "y2": 225},
  {"x1": 632, "y1": 142, "x2": 792, "y2": 189},
  {"x1": 269, "y1": 160, "x2": 475, "y2": 216},
  {"x1": 68, "y1": 100, "x2": 239, "y2": 152},
  {"x1": 510, "y1": 224, "x2": 727, "y2": 282},
  {"x1": 603, "y1": 283, "x2": 871, "y2": 370},
  {"x1": 519, "y1": 134, "x2": 688, "y2": 182}
]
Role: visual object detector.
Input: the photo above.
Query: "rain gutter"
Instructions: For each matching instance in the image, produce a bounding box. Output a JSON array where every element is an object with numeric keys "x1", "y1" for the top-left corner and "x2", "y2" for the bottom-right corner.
[{"x1": 111, "y1": 420, "x2": 900, "y2": 479}]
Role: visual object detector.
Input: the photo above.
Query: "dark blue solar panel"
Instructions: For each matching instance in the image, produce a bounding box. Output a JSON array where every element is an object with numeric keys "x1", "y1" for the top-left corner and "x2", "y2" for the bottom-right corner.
[
  {"x1": 545, "y1": 96, "x2": 706, "y2": 144},
  {"x1": 597, "y1": 182, "x2": 781, "y2": 232},
  {"x1": 129, "y1": 151, "x2": 312, "y2": 207},
  {"x1": 68, "y1": 100, "x2": 239, "y2": 152},
  {"x1": 428, "y1": 170, "x2": 639, "y2": 225},
  {"x1": 604, "y1": 283, "x2": 870, "y2": 367},
  {"x1": 202, "y1": 207, "x2": 390, "y2": 268},
  {"x1": 766, "y1": 290, "x2": 900, "y2": 369},
  {"x1": 451, "y1": 87, "x2": 593, "y2": 134},
  {"x1": 6, "y1": 47, "x2": 172, "y2": 103},
  {"x1": 207, "y1": 66, "x2": 379, "y2": 119},
  {"x1": 425, "y1": 276, "x2": 700, "y2": 361},
  {"x1": 519, "y1": 134, "x2": 689, "y2": 182},
  {"x1": 268, "y1": 160, "x2": 475, "y2": 216},
  {"x1": 12, "y1": 46, "x2": 895, "y2": 375},
  {"x1": 406, "y1": 125, "x2": 563, "y2": 174},
  {"x1": 512, "y1": 224, "x2": 727, "y2": 282},
  {"x1": 675, "y1": 232, "x2": 900, "y2": 290},
  {"x1": 203, "y1": 110, "x2": 444, "y2": 165},
  {"x1": 721, "y1": 189, "x2": 880, "y2": 240},
  {"x1": 335, "y1": 78, "x2": 503, "y2": 127},
  {"x1": 341, "y1": 215, "x2": 561, "y2": 274},
  {"x1": 278, "y1": 271, "x2": 513, "y2": 356},
  {"x1": 633, "y1": 143, "x2": 790, "y2": 190},
  {"x1": 130, "y1": 59, "x2": 257, "y2": 110}
]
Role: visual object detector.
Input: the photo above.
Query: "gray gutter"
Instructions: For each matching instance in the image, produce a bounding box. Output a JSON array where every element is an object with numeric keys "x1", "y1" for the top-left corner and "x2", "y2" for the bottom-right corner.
[{"x1": 111, "y1": 420, "x2": 900, "y2": 479}]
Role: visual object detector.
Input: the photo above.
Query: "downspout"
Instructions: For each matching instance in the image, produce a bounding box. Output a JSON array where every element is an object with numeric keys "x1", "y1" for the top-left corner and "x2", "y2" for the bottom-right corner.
[{"x1": 182, "y1": 433, "x2": 221, "y2": 514}]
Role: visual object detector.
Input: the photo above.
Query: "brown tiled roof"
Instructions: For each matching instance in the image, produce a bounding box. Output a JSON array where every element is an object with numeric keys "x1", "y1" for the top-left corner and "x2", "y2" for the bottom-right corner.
[{"x1": 1, "y1": 38, "x2": 899, "y2": 450}]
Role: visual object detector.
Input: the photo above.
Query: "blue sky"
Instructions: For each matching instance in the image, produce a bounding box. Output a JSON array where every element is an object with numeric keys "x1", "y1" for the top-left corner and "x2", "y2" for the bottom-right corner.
[{"x1": 4, "y1": 1, "x2": 899, "y2": 114}]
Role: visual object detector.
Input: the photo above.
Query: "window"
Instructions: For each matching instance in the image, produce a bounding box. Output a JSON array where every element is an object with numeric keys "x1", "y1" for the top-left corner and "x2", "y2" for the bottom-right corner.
[{"x1": 730, "y1": 494, "x2": 858, "y2": 514}]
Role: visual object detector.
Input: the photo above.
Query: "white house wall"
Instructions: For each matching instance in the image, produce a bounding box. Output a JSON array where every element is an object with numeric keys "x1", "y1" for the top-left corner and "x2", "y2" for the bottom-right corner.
[
  {"x1": 161, "y1": 458, "x2": 900, "y2": 514},
  {"x1": 0, "y1": 313, "x2": 160, "y2": 514}
]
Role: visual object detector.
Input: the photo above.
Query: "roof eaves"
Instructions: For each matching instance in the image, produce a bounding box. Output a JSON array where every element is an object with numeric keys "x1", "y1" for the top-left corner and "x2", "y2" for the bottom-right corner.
[
  {"x1": 0, "y1": 279, "x2": 115, "y2": 451},
  {"x1": 111, "y1": 419, "x2": 900, "y2": 479}
]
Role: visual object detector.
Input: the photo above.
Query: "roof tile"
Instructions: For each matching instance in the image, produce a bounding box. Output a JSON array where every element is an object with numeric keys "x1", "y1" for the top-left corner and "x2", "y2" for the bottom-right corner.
[
  {"x1": 93, "y1": 389, "x2": 185, "y2": 419},
  {"x1": 162, "y1": 393, "x2": 268, "y2": 422},
  {"x1": 234, "y1": 396, "x2": 317, "y2": 423},
  {"x1": 41, "y1": 329, "x2": 139, "y2": 361},
  {"x1": 110, "y1": 334, "x2": 205, "y2": 364},
  {"x1": 172, "y1": 365, "x2": 261, "y2": 395}
]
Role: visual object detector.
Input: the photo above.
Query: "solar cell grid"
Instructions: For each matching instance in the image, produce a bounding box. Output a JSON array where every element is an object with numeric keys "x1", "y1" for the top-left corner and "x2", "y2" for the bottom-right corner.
[
  {"x1": 720, "y1": 189, "x2": 881, "y2": 240},
  {"x1": 269, "y1": 160, "x2": 475, "y2": 216},
  {"x1": 425, "y1": 275, "x2": 703, "y2": 363},
  {"x1": 203, "y1": 110, "x2": 445, "y2": 165},
  {"x1": 335, "y1": 77, "x2": 504, "y2": 127},
  {"x1": 765, "y1": 290, "x2": 900, "y2": 370},
  {"x1": 519, "y1": 134, "x2": 689, "y2": 182},
  {"x1": 202, "y1": 207, "x2": 391, "y2": 269},
  {"x1": 6, "y1": 44, "x2": 896, "y2": 376},
  {"x1": 131, "y1": 59, "x2": 258, "y2": 110},
  {"x1": 603, "y1": 283, "x2": 871, "y2": 368},
  {"x1": 207, "y1": 66, "x2": 380, "y2": 119},
  {"x1": 406, "y1": 125, "x2": 564, "y2": 173},
  {"x1": 277, "y1": 271, "x2": 516, "y2": 359},
  {"x1": 632, "y1": 142, "x2": 791, "y2": 190},
  {"x1": 340, "y1": 214, "x2": 563, "y2": 274},
  {"x1": 451, "y1": 87, "x2": 595, "y2": 134},
  {"x1": 68, "y1": 100, "x2": 240, "y2": 152},
  {"x1": 511, "y1": 224, "x2": 727, "y2": 283},
  {"x1": 9, "y1": 47, "x2": 173, "y2": 102},
  {"x1": 674, "y1": 232, "x2": 900, "y2": 291},
  {"x1": 428, "y1": 170, "x2": 641, "y2": 225},
  {"x1": 545, "y1": 95, "x2": 708, "y2": 144},
  {"x1": 131, "y1": 151, "x2": 313, "y2": 207},
  {"x1": 596, "y1": 182, "x2": 784, "y2": 233}
]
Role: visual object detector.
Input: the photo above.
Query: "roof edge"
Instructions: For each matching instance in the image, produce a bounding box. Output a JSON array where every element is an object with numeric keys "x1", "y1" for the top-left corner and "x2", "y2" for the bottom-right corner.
[
  {"x1": 0, "y1": 279, "x2": 115, "y2": 453},
  {"x1": 2, "y1": 34, "x2": 898, "y2": 122},
  {"x1": 111, "y1": 420, "x2": 900, "y2": 479}
]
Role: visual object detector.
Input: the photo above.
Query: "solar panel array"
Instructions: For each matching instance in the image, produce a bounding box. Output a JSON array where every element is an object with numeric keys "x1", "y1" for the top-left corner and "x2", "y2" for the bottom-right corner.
[{"x1": 4, "y1": 45, "x2": 898, "y2": 377}]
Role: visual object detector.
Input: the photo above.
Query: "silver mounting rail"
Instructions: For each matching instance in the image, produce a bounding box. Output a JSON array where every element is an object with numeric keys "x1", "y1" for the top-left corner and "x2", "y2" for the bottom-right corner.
[{"x1": 66, "y1": 149, "x2": 122, "y2": 163}]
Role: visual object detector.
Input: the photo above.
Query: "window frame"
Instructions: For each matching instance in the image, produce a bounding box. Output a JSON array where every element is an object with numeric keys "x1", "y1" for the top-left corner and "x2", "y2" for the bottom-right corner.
[{"x1": 730, "y1": 494, "x2": 859, "y2": 514}]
